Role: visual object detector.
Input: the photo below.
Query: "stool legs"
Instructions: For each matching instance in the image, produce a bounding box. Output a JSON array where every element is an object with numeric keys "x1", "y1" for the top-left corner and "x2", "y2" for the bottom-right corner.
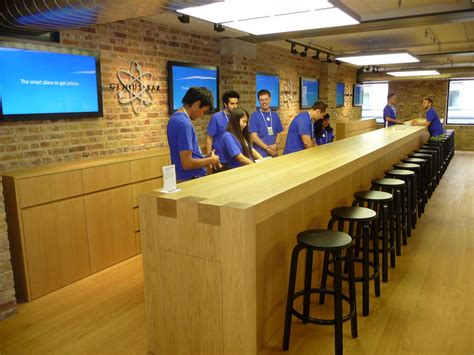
[
  {"x1": 303, "y1": 248, "x2": 313, "y2": 323},
  {"x1": 334, "y1": 250, "x2": 343, "y2": 355}
]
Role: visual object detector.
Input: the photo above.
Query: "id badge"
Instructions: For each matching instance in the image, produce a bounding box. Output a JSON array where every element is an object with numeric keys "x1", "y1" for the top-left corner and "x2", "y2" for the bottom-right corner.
[{"x1": 267, "y1": 127, "x2": 274, "y2": 136}]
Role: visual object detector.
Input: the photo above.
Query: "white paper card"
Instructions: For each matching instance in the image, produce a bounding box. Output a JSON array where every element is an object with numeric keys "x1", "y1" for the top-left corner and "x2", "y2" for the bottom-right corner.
[
  {"x1": 160, "y1": 165, "x2": 181, "y2": 193},
  {"x1": 267, "y1": 127, "x2": 274, "y2": 136}
]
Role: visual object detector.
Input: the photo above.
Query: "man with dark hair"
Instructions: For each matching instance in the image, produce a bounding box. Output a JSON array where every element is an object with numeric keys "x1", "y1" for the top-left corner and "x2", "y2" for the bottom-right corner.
[
  {"x1": 249, "y1": 89, "x2": 284, "y2": 157},
  {"x1": 284, "y1": 101, "x2": 328, "y2": 154},
  {"x1": 206, "y1": 90, "x2": 240, "y2": 171},
  {"x1": 411, "y1": 97, "x2": 445, "y2": 142},
  {"x1": 167, "y1": 87, "x2": 220, "y2": 181},
  {"x1": 383, "y1": 93, "x2": 399, "y2": 127}
]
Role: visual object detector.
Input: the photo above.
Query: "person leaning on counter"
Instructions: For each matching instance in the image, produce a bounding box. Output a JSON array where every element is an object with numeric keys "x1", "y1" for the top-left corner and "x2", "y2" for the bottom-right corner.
[
  {"x1": 222, "y1": 108, "x2": 263, "y2": 168},
  {"x1": 206, "y1": 90, "x2": 240, "y2": 172},
  {"x1": 249, "y1": 89, "x2": 284, "y2": 158},
  {"x1": 167, "y1": 87, "x2": 221, "y2": 181},
  {"x1": 411, "y1": 97, "x2": 445, "y2": 142},
  {"x1": 315, "y1": 113, "x2": 334, "y2": 145},
  {"x1": 283, "y1": 101, "x2": 328, "y2": 154}
]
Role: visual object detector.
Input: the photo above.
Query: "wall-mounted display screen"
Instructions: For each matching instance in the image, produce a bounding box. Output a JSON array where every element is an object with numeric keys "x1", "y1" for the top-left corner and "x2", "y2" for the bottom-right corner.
[
  {"x1": 256, "y1": 73, "x2": 280, "y2": 109},
  {"x1": 353, "y1": 83, "x2": 363, "y2": 107},
  {"x1": 300, "y1": 77, "x2": 319, "y2": 109},
  {"x1": 336, "y1": 82, "x2": 345, "y2": 108},
  {"x1": 168, "y1": 61, "x2": 219, "y2": 113},
  {"x1": 0, "y1": 44, "x2": 103, "y2": 121}
]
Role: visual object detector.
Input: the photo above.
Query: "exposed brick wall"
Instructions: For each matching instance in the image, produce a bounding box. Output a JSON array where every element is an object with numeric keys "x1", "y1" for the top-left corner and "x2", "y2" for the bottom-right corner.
[
  {"x1": 389, "y1": 79, "x2": 473, "y2": 151},
  {"x1": 389, "y1": 79, "x2": 449, "y2": 121},
  {"x1": 0, "y1": 177, "x2": 16, "y2": 320}
]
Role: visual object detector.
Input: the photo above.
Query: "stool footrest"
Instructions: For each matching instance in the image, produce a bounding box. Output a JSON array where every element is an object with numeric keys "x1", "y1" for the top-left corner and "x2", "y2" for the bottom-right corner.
[{"x1": 291, "y1": 288, "x2": 356, "y2": 326}]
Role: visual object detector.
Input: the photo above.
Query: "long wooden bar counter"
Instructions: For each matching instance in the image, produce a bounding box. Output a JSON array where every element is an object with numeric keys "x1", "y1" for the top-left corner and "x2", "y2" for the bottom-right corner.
[{"x1": 139, "y1": 125, "x2": 428, "y2": 355}]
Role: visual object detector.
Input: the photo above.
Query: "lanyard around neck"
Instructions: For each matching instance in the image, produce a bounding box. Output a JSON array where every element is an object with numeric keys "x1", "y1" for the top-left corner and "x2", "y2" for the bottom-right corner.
[{"x1": 259, "y1": 109, "x2": 272, "y2": 128}]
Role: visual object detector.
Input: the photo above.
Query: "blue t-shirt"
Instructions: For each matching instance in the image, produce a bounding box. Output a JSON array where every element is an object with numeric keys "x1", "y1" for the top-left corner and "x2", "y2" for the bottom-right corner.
[
  {"x1": 167, "y1": 111, "x2": 206, "y2": 181},
  {"x1": 222, "y1": 132, "x2": 252, "y2": 169},
  {"x1": 249, "y1": 110, "x2": 283, "y2": 157},
  {"x1": 207, "y1": 111, "x2": 229, "y2": 163},
  {"x1": 426, "y1": 107, "x2": 444, "y2": 137},
  {"x1": 316, "y1": 129, "x2": 334, "y2": 145},
  {"x1": 383, "y1": 104, "x2": 397, "y2": 127},
  {"x1": 284, "y1": 112, "x2": 313, "y2": 154}
]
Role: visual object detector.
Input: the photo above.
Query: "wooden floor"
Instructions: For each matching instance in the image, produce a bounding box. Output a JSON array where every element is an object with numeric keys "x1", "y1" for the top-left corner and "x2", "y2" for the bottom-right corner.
[{"x1": 0, "y1": 151, "x2": 473, "y2": 355}]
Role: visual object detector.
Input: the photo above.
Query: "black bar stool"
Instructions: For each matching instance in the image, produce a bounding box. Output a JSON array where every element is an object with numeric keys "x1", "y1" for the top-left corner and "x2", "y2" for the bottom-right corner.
[
  {"x1": 415, "y1": 149, "x2": 440, "y2": 188},
  {"x1": 352, "y1": 191, "x2": 394, "y2": 283},
  {"x1": 408, "y1": 152, "x2": 434, "y2": 197},
  {"x1": 393, "y1": 162, "x2": 421, "y2": 223},
  {"x1": 423, "y1": 142, "x2": 445, "y2": 175},
  {"x1": 371, "y1": 178, "x2": 406, "y2": 256},
  {"x1": 283, "y1": 229, "x2": 358, "y2": 355},
  {"x1": 321, "y1": 206, "x2": 379, "y2": 316},
  {"x1": 401, "y1": 157, "x2": 428, "y2": 213},
  {"x1": 384, "y1": 169, "x2": 416, "y2": 237},
  {"x1": 420, "y1": 145, "x2": 442, "y2": 183}
]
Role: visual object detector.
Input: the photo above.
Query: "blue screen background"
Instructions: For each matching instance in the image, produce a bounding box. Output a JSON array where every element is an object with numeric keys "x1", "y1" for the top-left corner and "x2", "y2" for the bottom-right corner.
[
  {"x1": 336, "y1": 82, "x2": 345, "y2": 107},
  {"x1": 301, "y1": 79, "x2": 319, "y2": 108},
  {"x1": 0, "y1": 48, "x2": 100, "y2": 116},
  {"x1": 256, "y1": 74, "x2": 279, "y2": 108},
  {"x1": 171, "y1": 65, "x2": 218, "y2": 111}
]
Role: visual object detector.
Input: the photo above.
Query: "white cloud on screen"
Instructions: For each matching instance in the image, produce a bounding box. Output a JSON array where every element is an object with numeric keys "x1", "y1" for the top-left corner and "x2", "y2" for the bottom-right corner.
[{"x1": 178, "y1": 76, "x2": 215, "y2": 80}]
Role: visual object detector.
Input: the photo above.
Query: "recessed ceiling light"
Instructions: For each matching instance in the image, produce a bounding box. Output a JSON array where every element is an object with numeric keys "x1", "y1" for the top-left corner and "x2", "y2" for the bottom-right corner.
[
  {"x1": 387, "y1": 70, "x2": 440, "y2": 77},
  {"x1": 335, "y1": 51, "x2": 419, "y2": 66},
  {"x1": 177, "y1": 0, "x2": 360, "y2": 35}
]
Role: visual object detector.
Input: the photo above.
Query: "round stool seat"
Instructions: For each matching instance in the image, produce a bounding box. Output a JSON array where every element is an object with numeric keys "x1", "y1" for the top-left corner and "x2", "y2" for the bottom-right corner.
[
  {"x1": 297, "y1": 229, "x2": 352, "y2": 251},
  {"x1": 394, "y1": 163, "x2": 420, "y2": 169},
  {"x1": 417, "y1": 149, "x2": 435, "y2": 154},
  {"x1": 403, "y1": 157, "x2": 426, "y2": 164},
  {"x1": 331, "y1": 206, "x2": 376, "y2": 222},
  {"x1": 385, "y1": 169, "x2": 415, "y2": 176},
  {"x1": 354, "y1": 190, "x2": 393, "y2": 202},
  {"x1": 372, "y1": 178, "x2": 405, "y2": 187},
  {"x1": 410, "y1": 153, "x2": 431, "y2": 158}
]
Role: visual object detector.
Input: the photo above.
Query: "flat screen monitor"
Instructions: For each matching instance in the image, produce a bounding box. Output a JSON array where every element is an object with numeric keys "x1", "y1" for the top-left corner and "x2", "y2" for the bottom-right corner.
[
  {"x1": 0, "y1": 44, "x2": 103, "y2": 121},
  {"x1": 168, "y1": 61, "x2": 219, "y2": 113},
  {"x1": 300, "y1": 77, "x2": 319, "y2": 109},
  {"x1": 353, "y1": 83, "x2": 364, "y2": 107},
  {"x1": 256, "y1": 73, "x2": 279, "y2": 109},
  {"x1": 336, "y1": 82, "x2": 345, "y2": 108}
]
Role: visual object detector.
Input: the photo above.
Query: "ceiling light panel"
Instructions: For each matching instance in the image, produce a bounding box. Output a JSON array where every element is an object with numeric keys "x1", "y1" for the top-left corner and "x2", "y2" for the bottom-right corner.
[
  {"x1": 336, "y1": 52, "x2": 419, "y2": 66},
  {"x1": 387, "y1": 70, "x2": 440, "y2": 77}
]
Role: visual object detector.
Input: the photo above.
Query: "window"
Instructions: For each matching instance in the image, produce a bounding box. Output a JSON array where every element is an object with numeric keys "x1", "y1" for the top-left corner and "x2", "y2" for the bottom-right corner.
[
  {"x1": 362, "y1": 82, "x2": 388, "y2": 123},
  {"x1": 447, "y1": 79, "x2": 474, "y2": 125}
]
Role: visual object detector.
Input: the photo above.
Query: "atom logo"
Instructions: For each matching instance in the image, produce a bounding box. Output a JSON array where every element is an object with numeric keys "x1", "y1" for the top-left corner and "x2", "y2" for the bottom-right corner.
[{"x1": 117, "y1": 61, "x2": 154, "y2": 114}]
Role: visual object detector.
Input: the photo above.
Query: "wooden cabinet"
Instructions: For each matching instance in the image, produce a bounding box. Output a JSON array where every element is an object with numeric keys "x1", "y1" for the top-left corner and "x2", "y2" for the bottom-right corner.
[{"x1": 2, "y1": 148, "x2": 170, "y2": 301}]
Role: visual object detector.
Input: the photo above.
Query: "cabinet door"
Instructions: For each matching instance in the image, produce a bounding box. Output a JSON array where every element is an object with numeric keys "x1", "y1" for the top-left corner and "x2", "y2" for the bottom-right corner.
[
  {"x1": 22, "y1": 197, "x2": 91, "y2": 299},
  {"x1": 84, "y1": 185, "x2": 135, "y2": 273}
]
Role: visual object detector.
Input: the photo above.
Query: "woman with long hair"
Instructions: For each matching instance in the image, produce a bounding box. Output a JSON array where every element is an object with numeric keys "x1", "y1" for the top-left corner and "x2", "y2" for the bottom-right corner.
[
  {"x1": 222, "y1": 108, "x2": 263, "y2": 168},
  {"x1": 314, "y1": 113, "x2": 334, "y2": 145}
]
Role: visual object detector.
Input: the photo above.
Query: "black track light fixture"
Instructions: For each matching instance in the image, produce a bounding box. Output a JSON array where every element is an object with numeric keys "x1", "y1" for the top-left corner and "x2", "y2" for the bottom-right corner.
[
  {"x1": 178, "y1": 14, "x2": 190, "y2": 24},
  {"x1": 327, "y1": 54, "x2": 333, "y2": 63},
  {"x1": 290, "y1": 43, "x2": 298, "y2": 55},
  {"x1": 214, "y1": 23, "x2": 225, "y2": 32},
  {"x1": 312, "y1": 50, "x2": 320, "y2": 60},
  {"x1": 300, "y1": 46, "x2": 308, "y2": 57}
]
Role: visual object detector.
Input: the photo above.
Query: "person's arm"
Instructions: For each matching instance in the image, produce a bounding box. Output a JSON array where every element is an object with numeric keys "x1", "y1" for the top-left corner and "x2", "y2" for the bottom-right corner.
[
  {"x1": 411, "y1": 119, "x2": 430, "y2": 127},
  {"x1": 301, "y1": 135, "x2": 315, "y2": 149},
  {"x1": 250, "y1": 132, "x2": 272, "y2": 154},
  {"x1": 252, "y1": 148, "x2": 263, "y2": 160},
  {"x1": 205, "y1": 135, "x2": 214, "y2": 155},
  {"x1": 235, "y1": 153, "x2": 254, "y2": 165},
  {"x1": 179, "y1": 150, "x2": 220, "y2": 170},
  {"x1": 385, "y1": 116, "x2": 398, "y2": 123}
]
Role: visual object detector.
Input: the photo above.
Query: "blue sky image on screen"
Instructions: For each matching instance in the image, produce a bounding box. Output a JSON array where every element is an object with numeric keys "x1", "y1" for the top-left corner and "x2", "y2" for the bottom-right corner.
[
  {"x1": 302, "y1": 79, "x2": 319, "y2": 108},
  {"x1": 336, "y1": 82, "x2": 345, "y2": 107},
  {"x1": 354, "y1": 85, "x2": 363, "y2": 105},
  {"x1": 171, "y1": 65, "x2": 218, "y2": 111},
  {"x1": 256, "y1": 74, "x2": 279, "y2": 108},
  {"x1": 0, "y1": 48, "x2": 99, "y2": 115}
]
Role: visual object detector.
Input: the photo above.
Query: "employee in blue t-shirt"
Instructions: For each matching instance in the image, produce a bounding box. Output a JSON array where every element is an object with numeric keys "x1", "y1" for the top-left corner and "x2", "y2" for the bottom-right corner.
[
  {"x1": 284, "y1": 101, "x2": 328, "y2": 155},
  {"x1": 383, "y1": 93, "x2": 400, "y2": 127},
  {"x1": 206, "y1": 90, "x2": 240, "y2": 171},
  {"x1": 411, "y1": 97, "x2": 445, "y2": 142},
  {"x1": 249, "y1": 89, "x2": 284, "y2": 158},
  {"x1": 315, "y1": 113, "x2": 334, "y2": 145},
  {"x1": 167, "y1": 87, "x2": 220, "y2": 181},
  {"x1": 222, "y1": 108, "x2": 263, "y2": 168}
]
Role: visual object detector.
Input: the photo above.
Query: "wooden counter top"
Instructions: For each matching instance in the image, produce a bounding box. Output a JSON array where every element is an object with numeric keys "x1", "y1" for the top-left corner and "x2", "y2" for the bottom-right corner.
[{"x1": 155, "y1": 126, "x2": 427, "y2": 223}]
